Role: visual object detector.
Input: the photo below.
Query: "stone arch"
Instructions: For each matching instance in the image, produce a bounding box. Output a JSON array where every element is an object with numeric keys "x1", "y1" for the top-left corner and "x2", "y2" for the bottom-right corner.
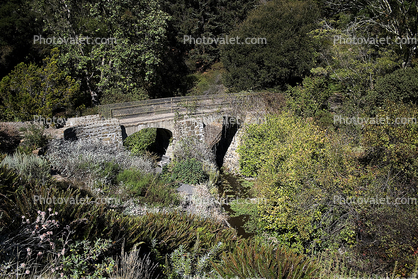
[{"x1": 123, "y1": 127, "x2": 173, "y2": 157}]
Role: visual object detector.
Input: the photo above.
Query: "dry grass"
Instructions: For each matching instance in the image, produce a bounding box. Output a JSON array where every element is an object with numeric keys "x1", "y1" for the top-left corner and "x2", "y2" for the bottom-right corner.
[{"x1": 111, "y1": 247, "x2": 160, "y2": 279}]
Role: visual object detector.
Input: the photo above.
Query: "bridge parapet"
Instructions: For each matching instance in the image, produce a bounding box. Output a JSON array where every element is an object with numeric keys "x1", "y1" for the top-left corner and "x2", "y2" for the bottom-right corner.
[{"x1": 97, "y1": 92, "x2": 261, "y2": 121}]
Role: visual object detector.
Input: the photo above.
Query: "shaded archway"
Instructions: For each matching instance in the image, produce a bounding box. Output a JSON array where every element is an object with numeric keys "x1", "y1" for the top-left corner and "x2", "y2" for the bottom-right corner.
[
  {"x1": 122, "y1": 127, "x2": 172, "y2": 158},
  {"x1": 212, "y1": 116, "x2": 241, "y2": 168},
  {"x1": 151, "y1": 128, "x2": 173, "y2": 157}
]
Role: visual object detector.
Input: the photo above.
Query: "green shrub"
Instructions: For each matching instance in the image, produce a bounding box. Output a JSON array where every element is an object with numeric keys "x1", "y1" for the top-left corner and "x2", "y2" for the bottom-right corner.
[
  {"x1": 97, "y1": 160, "x2": 122, "y2": 186},
  {"x1": 164, "y1": 158, "x2": 208, "y2": 184},
  {"x1": 212, "y1": 238, "x2": 320, "y2": 278},
  {"x1": 166, "y1": 242, "x2": 222, "y2": 278},
  {"x1": 370, "y1": 67, "x2": 418, "y2": 112},
  {"x1": 117, "y1": 169, "x2": 180, "y2": 206},
  {"x1": 124, "y1": 128, "x2": 157, "y2": 155},
  {"x1": 60, "y1": 239, "x2": 116, "y2": 279},
  {"x1": 18, "y1": 124, "x2": 50, "y2": 154}
]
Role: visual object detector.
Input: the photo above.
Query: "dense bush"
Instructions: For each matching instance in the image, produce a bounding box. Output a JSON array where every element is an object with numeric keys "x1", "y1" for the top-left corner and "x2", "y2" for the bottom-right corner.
[
  {"x1": 371, "y1": 67, "x2": 418, "y2": 110},
  {"x1": 117, "y1": 168, "x2": 180, "y2": 207},
  {"x1": 221, "y1": 0, "x2": 319, "y2": 91},
  {"x1": 17, "y1": 124, "x2": 50, "y2": 154},
  {"x1": 0, "y1": 48, "x2": 80, "y2": 121},
  {"x1": 123, "y1": 128, "x2": 157, "y2": 156},
  {"x1": 285, "y1": 76, "x2": 334, "y2": 127},
  {"x1": 238, "y1": 113, "x2": 360, "y2": 254},
  {"x1": 238, "y1": 110, "x2": 418, "y2": 276},
  {"x1": 163, "y1": 158, "x2": 208, "y2": 185}
]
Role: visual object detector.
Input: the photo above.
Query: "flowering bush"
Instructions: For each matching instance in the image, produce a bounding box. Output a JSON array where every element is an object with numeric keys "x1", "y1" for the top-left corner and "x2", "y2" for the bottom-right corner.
[{"x1": 0, "y1": 209, "x2": 71, "y2": 277}]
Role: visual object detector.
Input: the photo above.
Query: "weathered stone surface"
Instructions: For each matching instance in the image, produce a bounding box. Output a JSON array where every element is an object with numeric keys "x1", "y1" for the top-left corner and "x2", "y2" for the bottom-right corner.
[
  {"x1": 223, "y1": 127, "x2": 243, "y2": 174},
  {"x1": 63, "y1": 115, "x2": 123, "y2": 148}
]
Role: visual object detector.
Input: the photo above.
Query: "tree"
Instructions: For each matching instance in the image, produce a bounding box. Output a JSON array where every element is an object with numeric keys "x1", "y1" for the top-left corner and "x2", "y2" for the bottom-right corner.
[
  {"x1": 324, "y1": 0, "x2": 418, "y2": 66},
  {"x1": 0, "y1": 48, "x2": 79, "y2": 121},
  {"x1": 220, "y1": 0, "x2": 320, "y2": 91},
  {"x1": 0, "y1": 0, "x2": 44, "y2": 79},
  {"x1": 33, "y1": 0, "x2": 170, "y2": 104},
  {"x1": 159, "y1": 0, "x2": 258, "y2": 72}
]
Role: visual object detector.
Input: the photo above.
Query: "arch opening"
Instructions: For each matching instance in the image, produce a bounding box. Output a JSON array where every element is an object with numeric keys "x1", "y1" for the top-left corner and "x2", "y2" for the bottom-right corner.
[{"x1": 212, "y1": 116, "x2": 241, "y2": 168}]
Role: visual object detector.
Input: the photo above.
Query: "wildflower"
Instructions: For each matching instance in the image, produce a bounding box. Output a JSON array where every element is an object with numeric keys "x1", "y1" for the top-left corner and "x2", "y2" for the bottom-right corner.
[
  {"x1": 20, "y1": 263, "x2": 25, "y2": 268},
  {"x1": 21, "y1": 216, "x2": 25, "y2": 219},
  {"x1": 37, "y1": 252, "x2": 43, "y2": 256},
  {"x1": 25, "y1": 270, "x2": 30, "y2": 274},
  {"x1": 48, "y1": 208, "x2": 52, "y2": 212}
]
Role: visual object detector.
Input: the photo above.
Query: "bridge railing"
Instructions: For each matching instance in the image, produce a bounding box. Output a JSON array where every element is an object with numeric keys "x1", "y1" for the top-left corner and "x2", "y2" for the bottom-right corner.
[{"x1": 98, "y1": 92, "x2": 258, "y2": 120}]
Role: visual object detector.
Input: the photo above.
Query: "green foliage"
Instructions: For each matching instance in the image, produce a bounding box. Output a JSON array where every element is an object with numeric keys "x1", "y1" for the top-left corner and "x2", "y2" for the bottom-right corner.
[
  {"x1": 310, "y1": 26, "x2": 400, "y2": 119},
  {"x1": 117, "y1": 168, "x2": 180, "y2": 207},
  {"x1": 34, "y1": 0, "x2": 170, "y2": 104},
  {"x1": 0, "y1": 48, "x2": 80, "y2": 121},
  {"x1": 166, "y1": 242, "x2": 222, "y2": 278},
  {"x1": 212, "y1": 238, "x2": 320, "y2": 278},
  {"x1": 160, "y1": 0, "x2": 258, "y2": 72},
  {"x1": 97, "y1": 161, "x2": 122, "y2": 186},
  {"x1": 17, "y1": 124, "x2": 50, "y2": 154},
  {"x1": 371, "y1": 67, "x2": 418, "y2": 111},
  {"x1": 286, "y1": 75, "x2": 334, "y2": 127},
  {"x1": 123, "y1": 128, "x2": 157, "y2": 156},
  {"x1": 221, "y1": 0, "x2": 320, "y2": 91},
  {"x1": 61, "y1": 239, "x2": 116, "y2": 279},
  {"x1": 163, "y1": 158, "x2": 208, "y2": 185},
  {"x1": 187, "y1": 62, "x2": 226, "y2": 95},
  {"x1": 238, "y1": 113, "x2": 359, "y2": 254},
  {"x1": 361, "y1": 101, "x2": 418, "y2": 180}
]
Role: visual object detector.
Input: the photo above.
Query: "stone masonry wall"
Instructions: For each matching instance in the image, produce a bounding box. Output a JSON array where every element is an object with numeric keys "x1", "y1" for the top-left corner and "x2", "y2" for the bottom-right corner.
[
  {"x1": 222, "y1": 127, "x2": 243, "y2": 174},
  {"x1": 64, "y1": 115, "x2": 122, "y2": 148},
  {"x1": 173, "y1": 119, "x2": 205, "y2": 142}
]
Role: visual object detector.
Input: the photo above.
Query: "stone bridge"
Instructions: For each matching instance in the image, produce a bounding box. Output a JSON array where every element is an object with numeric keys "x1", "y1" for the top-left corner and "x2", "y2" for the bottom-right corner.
[{"x1": 64, "y1": 93, "x2": 266, "y2": 171}]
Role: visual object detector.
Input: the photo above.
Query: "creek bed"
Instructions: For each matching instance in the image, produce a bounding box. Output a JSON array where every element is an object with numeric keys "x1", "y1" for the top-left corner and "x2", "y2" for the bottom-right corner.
[{"x1": 218, "y1": 172, "x2": 255, "y2": 238}]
